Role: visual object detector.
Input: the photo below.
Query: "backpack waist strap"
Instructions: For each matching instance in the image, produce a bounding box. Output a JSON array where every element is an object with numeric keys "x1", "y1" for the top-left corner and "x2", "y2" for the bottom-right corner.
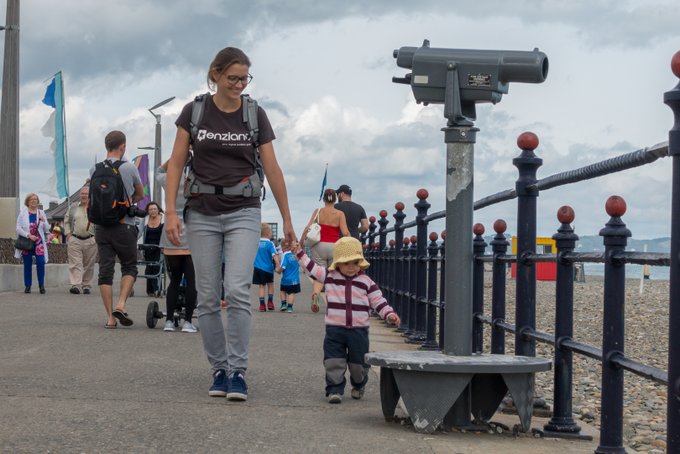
[{"x1": 185, "y1": 172, "x2": 262, "y2": 198}]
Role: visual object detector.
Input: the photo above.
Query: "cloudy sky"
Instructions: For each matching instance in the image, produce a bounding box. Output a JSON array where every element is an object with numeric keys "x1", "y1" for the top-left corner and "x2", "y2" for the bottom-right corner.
[{"x1": 2, "y1": 0, "x2": 679, "y2": 241}]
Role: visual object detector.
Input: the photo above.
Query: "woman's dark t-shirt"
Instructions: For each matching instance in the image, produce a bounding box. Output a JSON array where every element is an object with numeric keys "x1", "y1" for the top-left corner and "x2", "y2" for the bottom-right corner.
[{"x1": 175, "y1": 94, "x2": 275, "y2": 215}]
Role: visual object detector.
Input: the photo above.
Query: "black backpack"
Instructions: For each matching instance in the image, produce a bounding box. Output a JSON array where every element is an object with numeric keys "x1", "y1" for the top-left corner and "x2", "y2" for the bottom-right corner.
[{"x1": 88, "y1": 159, "x2": 130, "y2": 226}]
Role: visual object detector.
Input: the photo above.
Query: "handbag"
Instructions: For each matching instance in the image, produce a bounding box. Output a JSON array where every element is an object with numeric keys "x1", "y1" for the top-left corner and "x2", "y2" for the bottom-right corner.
[
  {"x1": 15, "y1": 236, "x2": 35, "y2": 251},
  {"x1": 306, "y1": 210, "x2": 321, "y2": 247}
]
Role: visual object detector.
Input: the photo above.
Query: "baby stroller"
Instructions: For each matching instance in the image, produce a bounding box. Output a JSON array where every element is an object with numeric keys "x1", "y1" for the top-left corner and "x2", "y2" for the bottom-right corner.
[
  {"x1": 146, "y1": 276, "x2": 194, "y2": 329},
  {"x1": 137, "y1": 243, "x2": 166, "y2": 298}
]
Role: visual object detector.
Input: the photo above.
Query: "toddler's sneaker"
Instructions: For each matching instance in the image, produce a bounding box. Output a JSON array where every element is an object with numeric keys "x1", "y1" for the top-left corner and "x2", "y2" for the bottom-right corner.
[
  {"x1": 208, "y1": 369, "x2": 228, "y2": 397},
  {"x1": 280, "y1": 302, "x2": 287, "y2": 311},
  {"x1": 286, "y1": 304, "x2": 293, "y2": 313},
  {"x1": 181, "y1": 321, "x2": 198, "y2": 333},
  {"x1": 259, "y1": 303, "x2": 266, "y2": 312},
  {"x1": 311, "y1": 294, "x2": 320, "y2": 313},
  {"x1": 328, "y1": 393, "x2": 342, "y2": 404},
  {"x1": 267, "y1": 301, "x2": 275, "y2": 311},
  {"x1": 351, "y1": 387, "x2": 365, "y2": 400},
  {"x1": 227, "y1": 371, "x2": 248, "y2": 401},
  {"x1": 163, "y1": 320, "x2": 175, "y2": 332}
]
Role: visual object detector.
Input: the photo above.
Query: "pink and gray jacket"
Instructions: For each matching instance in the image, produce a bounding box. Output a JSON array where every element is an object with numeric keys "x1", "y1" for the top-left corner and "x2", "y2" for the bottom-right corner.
[{"x1": 296, "y1": 251, "x2": 396, "y2": 328}]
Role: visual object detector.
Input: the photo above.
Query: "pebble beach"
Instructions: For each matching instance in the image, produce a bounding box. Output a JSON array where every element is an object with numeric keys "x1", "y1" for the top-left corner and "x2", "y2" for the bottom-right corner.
[{"x1": 484, "y1": 274, "x2": 669, "y2": 453}]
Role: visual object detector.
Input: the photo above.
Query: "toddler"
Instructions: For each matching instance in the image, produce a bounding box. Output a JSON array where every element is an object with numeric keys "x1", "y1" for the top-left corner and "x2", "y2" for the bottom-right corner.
[
  {"x1": 276, "y1": 239, "x2": 300, "y2": 312},
  {"x1": 252, "y1": 223, "x2": 280, "y2": 312},
  {"x1": 293, "y1": 236, "x2": 400, "y2": 403}
]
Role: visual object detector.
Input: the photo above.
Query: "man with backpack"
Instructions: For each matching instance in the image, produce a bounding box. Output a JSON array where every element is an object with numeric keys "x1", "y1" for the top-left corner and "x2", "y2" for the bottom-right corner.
[{"x1": 89, "y1": 130, "x2": 144, "y2": 329}]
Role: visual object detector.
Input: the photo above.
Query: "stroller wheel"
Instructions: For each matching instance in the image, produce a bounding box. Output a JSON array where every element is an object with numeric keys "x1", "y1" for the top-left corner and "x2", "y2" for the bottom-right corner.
[{"x1": 146, "y1": 301, "x2": 160, "y2": 328}]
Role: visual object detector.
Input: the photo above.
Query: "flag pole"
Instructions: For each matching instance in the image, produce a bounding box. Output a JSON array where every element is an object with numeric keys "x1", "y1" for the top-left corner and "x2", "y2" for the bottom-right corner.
[{"x1": 59, "y1": 71, "x2": 72, "y2": 226}]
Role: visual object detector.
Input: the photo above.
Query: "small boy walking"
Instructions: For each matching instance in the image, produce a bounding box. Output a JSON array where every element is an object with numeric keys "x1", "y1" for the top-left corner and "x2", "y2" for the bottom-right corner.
[
  {"x1": 276, "y1": 239, "x2": 300, "y2": 312},
  {"x1": 252, "y1": 223, "x2": 280, "y2": 312},
  {"x1": 293, "y1": 236, "x2": 400, "y2": 403}
]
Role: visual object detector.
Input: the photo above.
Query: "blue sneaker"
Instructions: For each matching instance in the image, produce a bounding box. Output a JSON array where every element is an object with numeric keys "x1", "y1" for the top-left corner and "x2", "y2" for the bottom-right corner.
[
  {"x1": 208, "y1": 369, "x2": 228, "y2": 397},
  {"x1": 227, "y1": 371, "x2": 248, "y2": 401}
]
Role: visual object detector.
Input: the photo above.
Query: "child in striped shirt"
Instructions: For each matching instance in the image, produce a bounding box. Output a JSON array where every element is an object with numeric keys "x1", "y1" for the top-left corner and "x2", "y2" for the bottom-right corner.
[{"x1": 293, "y1": 236, "x2": 400, "y2": 403}]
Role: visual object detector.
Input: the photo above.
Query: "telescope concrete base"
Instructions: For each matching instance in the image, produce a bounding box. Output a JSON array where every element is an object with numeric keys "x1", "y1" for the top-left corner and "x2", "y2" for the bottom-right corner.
[{"x1": 364, "y1": 351, "x2": 551, "y2": 434}]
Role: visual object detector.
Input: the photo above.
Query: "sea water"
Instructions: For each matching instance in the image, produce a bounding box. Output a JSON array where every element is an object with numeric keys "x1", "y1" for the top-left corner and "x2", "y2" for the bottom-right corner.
[{"x1": 583, "y1": 263, "x2": 670, "y2": 280}]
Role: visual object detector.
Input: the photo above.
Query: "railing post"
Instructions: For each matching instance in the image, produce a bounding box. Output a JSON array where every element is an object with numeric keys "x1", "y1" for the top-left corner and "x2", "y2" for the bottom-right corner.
[
  {"x1": 544, "y1": 206, "x2": 582, "y2": 436},
  {"x1": 368, "y1": 217, "x2": 377, "y2": 248},
  {"x1": 663, "y1": 49, "x2": 680, "y2": 453},
  {"x1": 399, "y1": 236, "x2": 411, "y2": 333},
  {"x1": 378, "y1": 211, "x2": 389, "y2": 290},
  {"x1": 387, "y1": 239, "x2": 396, "y2": 314},
  {"x1": 513, "y1": 131, "x2": 542, "y2": 357},
  {"x1": 438, "y1": 230, "x2": 446, "y2": 348},
  {"x1": 421, "y1": 231, "x2": 440, "y2": 351},
  {"x1": 472, "y1": 223, "x2": 487, "y2": 353},
  {"x1": 490, "y1": 219, "x2": 509, "y2": 354},
  {"x1": 410, "y1": 189, "x2": 430, "y2": 344},
  {"x1": 596, "y1": 196, "x2": 630, "y2": 454},
  {"x1": 393, "y1": 203, "x2": 406, "y2": 325},
  {"x1": 405, "y1": 236, "x2": 419, "y2": 341}
]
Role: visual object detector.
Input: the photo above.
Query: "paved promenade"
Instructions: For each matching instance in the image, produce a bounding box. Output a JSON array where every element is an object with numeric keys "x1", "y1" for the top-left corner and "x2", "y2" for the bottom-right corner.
[{"x1": 0, "y1": 274, "x2": 599, "y2": 453}]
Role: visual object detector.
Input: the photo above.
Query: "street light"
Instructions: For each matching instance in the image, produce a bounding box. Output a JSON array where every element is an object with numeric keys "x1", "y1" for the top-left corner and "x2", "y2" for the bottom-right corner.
[{"x1": 148, "y1": 96, "x2": 175, "y2": 206}]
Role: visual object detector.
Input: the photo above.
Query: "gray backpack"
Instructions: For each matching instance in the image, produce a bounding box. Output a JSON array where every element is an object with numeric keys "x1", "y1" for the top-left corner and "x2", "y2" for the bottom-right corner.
[{"x1": 185, "y1": 93, "x2": 265, "y2": 199}]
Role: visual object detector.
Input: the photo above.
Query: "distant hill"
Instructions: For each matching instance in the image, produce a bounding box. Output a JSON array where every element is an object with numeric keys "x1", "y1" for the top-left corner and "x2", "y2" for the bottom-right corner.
[
  {"x1": 481, "y1": 235, "x2": 671, "y2": 253},
  {"x1": 575, "y1": 235, "x2": 670, "y2": 253}
]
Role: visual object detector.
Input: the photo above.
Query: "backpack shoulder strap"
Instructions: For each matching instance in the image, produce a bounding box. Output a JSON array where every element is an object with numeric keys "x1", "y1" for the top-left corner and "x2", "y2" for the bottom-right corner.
[
  {"x1": 241, "y1": 94, "x2": 260, "y2": 148},
  {"x1": 241, "y1": 94, "x2": 266, "y2": 200},
  {"x1": 190, "y1": 92, "x2": 209, "y2": 145}
]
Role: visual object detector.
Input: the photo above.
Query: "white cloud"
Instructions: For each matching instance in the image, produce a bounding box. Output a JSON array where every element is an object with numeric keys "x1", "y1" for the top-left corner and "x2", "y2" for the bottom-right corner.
[{"x1": 2, "y1": 0, "x2": 678, "y2": 240}]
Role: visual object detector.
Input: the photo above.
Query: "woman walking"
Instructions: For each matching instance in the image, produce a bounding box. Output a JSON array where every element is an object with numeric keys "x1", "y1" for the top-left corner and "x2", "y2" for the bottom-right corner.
[
  {"x1": 300, "y1": 188, "x2": 349, "y2": 312},
  {"x1": 15, "y1": 193, "x2": 51, "y2": 294},
  {"x1": 164, "y1": 47, "x2": 296, "y2": 401}
]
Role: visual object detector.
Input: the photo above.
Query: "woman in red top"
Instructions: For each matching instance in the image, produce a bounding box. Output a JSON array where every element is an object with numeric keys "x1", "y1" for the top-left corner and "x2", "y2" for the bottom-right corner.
[{"x1": 300, "y1": 188, "x2": 349, "y2": 312}]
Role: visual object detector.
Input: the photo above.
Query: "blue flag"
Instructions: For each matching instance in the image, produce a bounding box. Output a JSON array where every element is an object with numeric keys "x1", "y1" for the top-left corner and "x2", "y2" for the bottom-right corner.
[
  {"x1": 40, "y1": 72, "x2": 68, "y2": 199},
  {"x1": 318, "y1": 166, "x2": 327, "y2": 201}
]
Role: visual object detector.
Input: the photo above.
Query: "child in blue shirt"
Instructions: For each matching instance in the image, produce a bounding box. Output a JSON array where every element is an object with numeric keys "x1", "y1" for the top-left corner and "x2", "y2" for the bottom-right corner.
[
  {"x1": 252, "y1": 223, "x2": 280, "y2": 312},
  {"x1": 276, "y1": 239, "x2": 300, "y2": 312}
]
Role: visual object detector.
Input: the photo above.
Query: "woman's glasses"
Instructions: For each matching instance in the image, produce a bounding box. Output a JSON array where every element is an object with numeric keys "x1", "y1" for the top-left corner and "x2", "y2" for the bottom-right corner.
[{"x1": 225, "y1": 74, "x2": 253, "y2": 86}]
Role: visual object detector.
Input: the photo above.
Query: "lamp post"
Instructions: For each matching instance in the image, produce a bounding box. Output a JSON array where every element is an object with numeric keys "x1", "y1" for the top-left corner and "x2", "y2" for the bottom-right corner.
[{"x1": 148, "y1": 96, "x2": 175, "y2": 206}]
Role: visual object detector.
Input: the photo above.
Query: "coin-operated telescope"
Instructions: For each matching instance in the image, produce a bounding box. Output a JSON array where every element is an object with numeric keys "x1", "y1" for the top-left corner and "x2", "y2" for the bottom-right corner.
[{"x1": 393, "y1": 39, "x2": 548, "y2": 125}]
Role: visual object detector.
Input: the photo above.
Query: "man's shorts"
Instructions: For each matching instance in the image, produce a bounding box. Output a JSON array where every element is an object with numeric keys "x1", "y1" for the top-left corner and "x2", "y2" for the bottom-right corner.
[
  {"x1": 280, "y1": 283, "x2": 301, "y2": 294},
  {"x1": 252, "y1": 267, "x2": 274, "y2": 285}
]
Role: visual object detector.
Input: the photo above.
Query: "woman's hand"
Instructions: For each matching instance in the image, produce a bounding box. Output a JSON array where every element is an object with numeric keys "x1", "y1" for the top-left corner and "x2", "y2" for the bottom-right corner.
[{"x1": 165, "y1": 212, "x2": 182, "y2": 246}]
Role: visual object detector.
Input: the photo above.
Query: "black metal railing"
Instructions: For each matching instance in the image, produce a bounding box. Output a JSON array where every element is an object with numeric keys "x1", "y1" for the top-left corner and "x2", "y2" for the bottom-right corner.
[{"x1": 362, "y1": 134, "x2": 676, "y2": 451}]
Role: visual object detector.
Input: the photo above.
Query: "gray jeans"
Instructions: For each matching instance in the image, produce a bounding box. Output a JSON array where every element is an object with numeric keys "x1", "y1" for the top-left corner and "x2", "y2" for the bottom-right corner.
[{"x1": 186, "y1": 207, "x2": 260, "y2": 374}]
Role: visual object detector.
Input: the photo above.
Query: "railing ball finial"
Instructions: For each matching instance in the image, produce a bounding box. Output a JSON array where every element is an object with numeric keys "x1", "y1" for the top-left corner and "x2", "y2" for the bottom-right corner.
[
  {"x1": 441, "y1": 230, "x2": 446, "y2": 240},
  {"x1": 403, "y1": 237, "x2": 410, "y2": 246},
  {"x1": 429, "y1": 232, "x2": 439, "y2": 241},
  {"x1": 369, "y1": 215, "x2": 376, "y2": 223},
  {"x1": 517, "y1": 131, "x2": 539, "y2": 151},
  {"x1": 379, "y1": 210, "x2": 388, "y2": 218},
  {"x1": 671, "y1": 50, "x2": 680, "y2": 78},
  {"x1": 557, "y1": 206, "x2": 575, "y2": 224},
  {"x1": 473, "y1": 223, "x2": 485, "y2": 236},
  {"x1": 395, "y1": 201, "x2": 405, "y2": 211},
  {"x1": 605, "y1": 195, "x2": 627, "y2": 217},
  {"x1": 493, "y1": 219, "x2": 507, "y2": 234},
  {"x1": 416, "y1": 188, "x2": 429, "y2": 200},
  {"x1": 410, "y1": 235, "x2": 417, "y2": 245},
  {"x1": 389, "y1": 239, "x2": 395, "y2": 247}
]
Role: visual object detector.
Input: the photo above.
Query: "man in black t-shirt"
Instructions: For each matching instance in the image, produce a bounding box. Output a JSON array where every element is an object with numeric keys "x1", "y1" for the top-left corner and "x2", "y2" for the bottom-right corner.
[{"x1": 334, "y1": 184, "x2": 368, "y2": 240}]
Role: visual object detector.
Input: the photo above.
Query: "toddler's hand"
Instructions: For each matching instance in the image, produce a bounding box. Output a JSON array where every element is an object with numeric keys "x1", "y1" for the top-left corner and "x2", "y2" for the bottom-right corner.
[{"x1": 386, "y1": 313, "x2": 400, "y2": 327}]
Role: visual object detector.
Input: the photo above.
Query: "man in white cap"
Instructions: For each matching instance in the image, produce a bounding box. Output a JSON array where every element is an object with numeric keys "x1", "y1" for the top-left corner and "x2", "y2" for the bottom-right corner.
[{"x1": 334, "y1": 184, "x2": 368, "y2": 240}]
